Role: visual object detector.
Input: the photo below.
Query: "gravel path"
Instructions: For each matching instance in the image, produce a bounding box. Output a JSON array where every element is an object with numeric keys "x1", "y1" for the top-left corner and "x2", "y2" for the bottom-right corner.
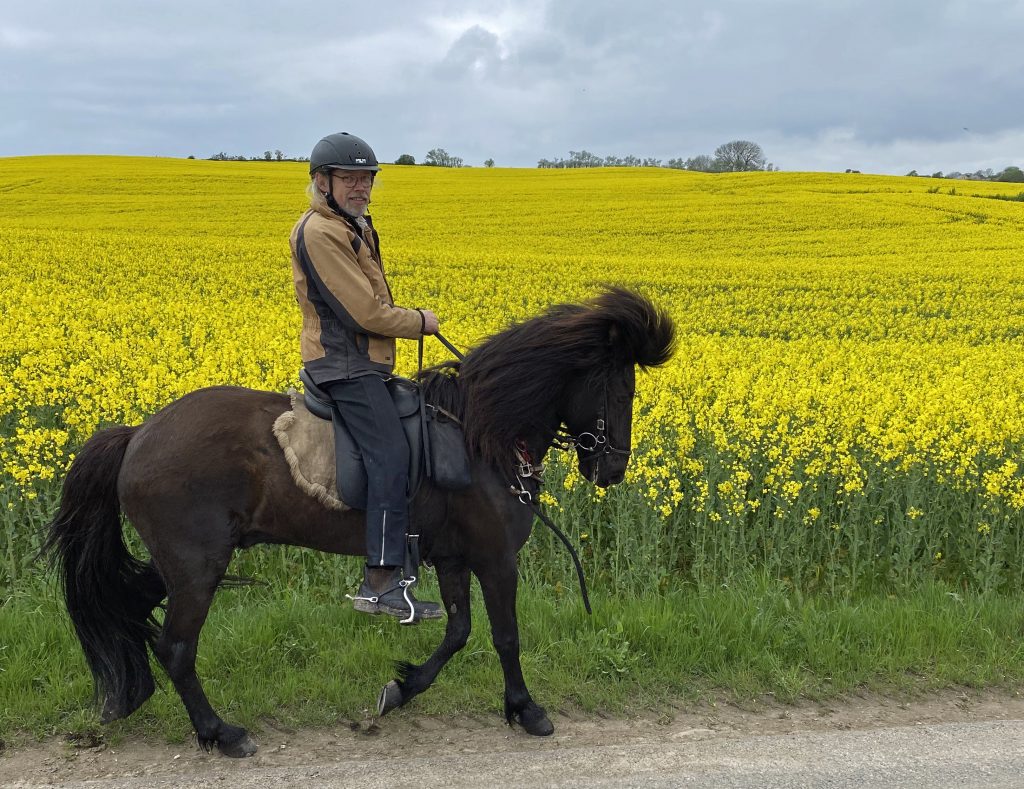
[{"x1": 3, "y1": 689, "x2": 1023, "y2": 788}]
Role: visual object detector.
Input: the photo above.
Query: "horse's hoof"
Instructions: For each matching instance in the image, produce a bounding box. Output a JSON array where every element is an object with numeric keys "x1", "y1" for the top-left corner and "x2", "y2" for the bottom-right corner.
[
  {"x1": 378, "y1": 680, "x2": 404, "y2": 716},
  {"x1": 517, "y1": 703, "x2": 554, "y2": 737},
  {"x1": 218, "y1": 732, "x2": 258, "y2": 758}
]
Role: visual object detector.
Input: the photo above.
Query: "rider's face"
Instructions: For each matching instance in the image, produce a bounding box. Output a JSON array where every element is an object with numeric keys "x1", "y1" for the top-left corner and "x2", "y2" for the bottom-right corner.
[{"x1": 317, "y1": 169, "x2": 374, "y2": 216}]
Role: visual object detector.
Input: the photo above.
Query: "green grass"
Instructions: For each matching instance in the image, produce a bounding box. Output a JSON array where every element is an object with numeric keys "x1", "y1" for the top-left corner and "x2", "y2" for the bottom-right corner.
[{"x1": 3, "y1": 569, "x2": 1023, "y2": 746}]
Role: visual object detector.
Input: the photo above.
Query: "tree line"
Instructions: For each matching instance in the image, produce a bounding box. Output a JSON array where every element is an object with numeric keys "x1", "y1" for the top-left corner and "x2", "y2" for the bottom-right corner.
[
  {"x1": 203, "y1": 150, "x2": 309, "y2": 162},
  {"x1": 538, "y1": 141, "x2": 775, "y2": 172},
  {"x1": 199, "y1": 145, "x2": 1021, "y2": 181},
  {"x1": 906, "y1": 166, "x2": 1024, "y2": 183},
  {"x1": 393, "y1": 141, "x2": 775, "y2": 172},
  {"x1": 202, "y1": 141, "x2": 774, "y2": 172}
]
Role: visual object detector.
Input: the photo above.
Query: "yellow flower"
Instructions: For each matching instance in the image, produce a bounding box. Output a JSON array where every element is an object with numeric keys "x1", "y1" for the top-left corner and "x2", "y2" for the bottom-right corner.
[{"x1": 538, "y1": 491, "x2": 559, "y2": 508}]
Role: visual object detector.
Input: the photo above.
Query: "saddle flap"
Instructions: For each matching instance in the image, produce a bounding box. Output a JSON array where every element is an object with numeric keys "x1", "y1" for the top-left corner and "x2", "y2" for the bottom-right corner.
[
  {"x1": 386, "y1": 377, "x2": 421, "y2": 418},
  {"x1": 298, "y1": 368, "x2": 334, "y2": 420}
]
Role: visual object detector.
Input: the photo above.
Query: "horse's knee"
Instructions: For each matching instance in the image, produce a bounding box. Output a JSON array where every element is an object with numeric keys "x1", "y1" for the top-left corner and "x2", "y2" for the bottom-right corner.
[
  {"x1": 447, "y1": 618, "x2": 471, "y2": 651},
  {"x1": 490, "y1": 629, "x2": 519, "y2": 655},
  {"x1": 155, "y1": 638, "x2": 196, "y2": 682}
]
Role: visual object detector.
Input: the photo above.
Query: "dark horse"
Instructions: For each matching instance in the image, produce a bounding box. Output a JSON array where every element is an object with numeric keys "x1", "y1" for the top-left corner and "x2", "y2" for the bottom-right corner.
[{"x1": 44, "y1": 287, "x2": 675, "y2": 757}]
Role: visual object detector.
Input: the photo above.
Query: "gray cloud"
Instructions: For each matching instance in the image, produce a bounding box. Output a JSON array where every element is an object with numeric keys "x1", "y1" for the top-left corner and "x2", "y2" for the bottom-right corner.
[{"x1": 1, "y1": 0, "x2": 1022, "y2": 173}]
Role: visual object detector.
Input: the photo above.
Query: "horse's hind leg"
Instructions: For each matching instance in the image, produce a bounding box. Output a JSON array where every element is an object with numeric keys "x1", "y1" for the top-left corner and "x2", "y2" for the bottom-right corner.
[
  {"x1": 379, "y1": 561, "x2": 471, "y2": 715},
  {"x1": 150, "y1": 553, "x2": 257, "y2": 758},
  {"x1": 476, "y1": 558, "x2": 554, "y2": 736}
]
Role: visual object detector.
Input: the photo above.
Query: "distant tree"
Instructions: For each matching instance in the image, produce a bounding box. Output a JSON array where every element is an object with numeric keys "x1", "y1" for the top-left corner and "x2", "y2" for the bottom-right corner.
[
  {"x1": 484, "y1": 158, "x2": 495, "y2": 168},
  {"x1": 665, "y1": 158, "x2": 686, "y2": 170},
  {"x1": 425, "y1": 148, "x2": 463, "y2": 167},
  {"x1": 685, "y1": 155, "x2": 718, "y2": 172},
  {"x1": 996, "y1": 166, "x2": 1024, "y2": 182},
  {"x1": 906, "y1": 170, "x2": 919, "y2": 177},
  {"x1": 262, "y1": 150, "x2": 272, "y2": 161},
  {"x1": 187, "y1": 155, "x2": 195, "y2": 160},
  {"x1": 394, "y1": 154, "x2": 416, "y2": 165},
  {"x1": 642, "y1": 157, "x2": 662, "y2": 167},
  {"x1": 931, "y1": 171, "x2": 943, "y2": 179},
  {"x1": 274, "y1": 150, "x2": 284, "y2": 161},
  {"x1": 567, "y1": 150, "x2": 603, "y2": 167},
  {"x1": 713, "y1": 140, "x2": 766, "y2": 172}
]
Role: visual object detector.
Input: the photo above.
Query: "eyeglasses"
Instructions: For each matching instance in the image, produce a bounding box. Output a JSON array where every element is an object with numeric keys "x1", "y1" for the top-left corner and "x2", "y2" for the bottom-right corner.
[{"x1": 330, "y1": 172, "x2": 374, "y2": 188}]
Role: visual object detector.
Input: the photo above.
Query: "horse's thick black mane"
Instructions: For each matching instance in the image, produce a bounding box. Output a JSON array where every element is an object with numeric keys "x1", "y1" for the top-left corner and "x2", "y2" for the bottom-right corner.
[{"x1": 418, "y1": 287, "x2": 675, "y2": 470}]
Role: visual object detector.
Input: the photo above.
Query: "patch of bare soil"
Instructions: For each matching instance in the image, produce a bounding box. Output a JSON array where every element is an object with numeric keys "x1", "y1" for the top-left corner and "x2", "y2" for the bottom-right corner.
[{"x1": 3, "y1": 688, "x2": 1023, "y2": 787}]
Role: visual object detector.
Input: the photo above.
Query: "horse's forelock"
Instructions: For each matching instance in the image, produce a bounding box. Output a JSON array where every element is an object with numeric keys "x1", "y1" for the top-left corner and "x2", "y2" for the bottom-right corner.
[{"x1": 587, "y1": 287, "x2": 677, "y2": 368}]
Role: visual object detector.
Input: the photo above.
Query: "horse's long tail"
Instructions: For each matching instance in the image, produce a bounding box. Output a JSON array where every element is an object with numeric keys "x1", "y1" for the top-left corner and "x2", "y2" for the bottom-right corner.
[{"x1": 42, "y1": 425, "x2": 164, "y2": 721}]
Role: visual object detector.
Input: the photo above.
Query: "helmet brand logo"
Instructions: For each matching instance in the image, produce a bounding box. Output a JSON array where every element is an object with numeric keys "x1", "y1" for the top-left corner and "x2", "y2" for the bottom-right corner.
[{"x1": 355, "y1": 158, "x2": 367, "y2": 164}]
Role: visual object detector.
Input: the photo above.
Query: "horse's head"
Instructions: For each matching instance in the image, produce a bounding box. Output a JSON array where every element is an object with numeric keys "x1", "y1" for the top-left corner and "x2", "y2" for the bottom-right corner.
[
  {"x1": 561, "y1": 363, "x2": 636, "y2": 487},
  {"x1": 558, "y1": 288, "x2": 676, "y2": 488},
  {"x1": 456, "y1": 287, "x2": 675, "y2": 485}
]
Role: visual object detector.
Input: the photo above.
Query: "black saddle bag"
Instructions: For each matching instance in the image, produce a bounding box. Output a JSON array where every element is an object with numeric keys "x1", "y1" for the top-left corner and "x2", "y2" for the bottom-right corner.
[{"x1": 425, "y1": 405, "x2": 473, "y2": 490}]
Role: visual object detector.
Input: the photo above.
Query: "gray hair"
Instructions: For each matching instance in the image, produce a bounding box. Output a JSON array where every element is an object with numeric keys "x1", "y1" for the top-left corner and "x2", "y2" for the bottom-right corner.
[{"x1": 306, "y1": 178, "x2": 330, "y2": 213}]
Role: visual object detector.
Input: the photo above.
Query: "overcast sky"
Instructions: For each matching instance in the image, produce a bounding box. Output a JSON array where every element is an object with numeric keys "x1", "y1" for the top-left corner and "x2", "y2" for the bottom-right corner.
[{"x1": 2, "y1": 0, "x2": 1022, "y2": 174}]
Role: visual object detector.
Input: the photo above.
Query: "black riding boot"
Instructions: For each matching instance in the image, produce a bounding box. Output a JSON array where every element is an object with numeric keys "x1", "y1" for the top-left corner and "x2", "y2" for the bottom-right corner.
[{"x1": 351, "y1": 566, "x2": 444, "y2": 623}]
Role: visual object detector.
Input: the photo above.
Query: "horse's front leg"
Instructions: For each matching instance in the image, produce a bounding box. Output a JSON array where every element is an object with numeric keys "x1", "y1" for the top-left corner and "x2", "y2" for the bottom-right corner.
[
  {"x1": 378, "y1": 560, "x2": 471, "y2": 715},
  {"x1": 476, "y1": 558, "x2": 554, "y2": 736}
]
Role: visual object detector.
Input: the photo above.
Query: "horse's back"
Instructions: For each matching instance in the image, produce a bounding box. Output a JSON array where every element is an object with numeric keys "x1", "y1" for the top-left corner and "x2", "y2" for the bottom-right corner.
[
  {"x1": 117, "y1": 385, "x2": 364, "y2": 556},
  {"x1": 118, "y1": 387, "x2": 289, "y2": 535},
  {"x1": 124, "y1": 386, "x2": 288, "y2": 466}
]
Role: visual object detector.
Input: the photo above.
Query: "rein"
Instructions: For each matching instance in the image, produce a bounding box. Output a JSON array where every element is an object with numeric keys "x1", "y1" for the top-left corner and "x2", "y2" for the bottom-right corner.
[{"x1": 428, "y1": 331, "x2": 593, "y2": 615}]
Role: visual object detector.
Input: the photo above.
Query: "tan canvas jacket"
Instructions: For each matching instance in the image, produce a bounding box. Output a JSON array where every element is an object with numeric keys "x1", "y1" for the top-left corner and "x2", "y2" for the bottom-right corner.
[{"x1": 290, "y1": 206, "x2": 423, "y2": 383}]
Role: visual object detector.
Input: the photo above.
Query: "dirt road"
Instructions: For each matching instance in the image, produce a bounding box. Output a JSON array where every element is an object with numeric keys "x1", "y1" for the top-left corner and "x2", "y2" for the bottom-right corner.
[{"x1": 3, "y1": 690, "x2": 1023, "y2": 788}]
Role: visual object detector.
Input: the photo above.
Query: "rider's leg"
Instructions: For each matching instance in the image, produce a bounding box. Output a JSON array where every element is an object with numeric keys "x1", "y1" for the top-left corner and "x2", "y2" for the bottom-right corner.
[{"x1": 325, "y1": 375, "x2": 442, "y2": 621}]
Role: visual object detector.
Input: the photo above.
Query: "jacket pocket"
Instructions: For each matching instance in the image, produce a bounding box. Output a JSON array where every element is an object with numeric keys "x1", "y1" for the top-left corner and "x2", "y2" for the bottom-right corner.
[{"x1": 368, "y1": 335, "x2": 395, "y2": 366}]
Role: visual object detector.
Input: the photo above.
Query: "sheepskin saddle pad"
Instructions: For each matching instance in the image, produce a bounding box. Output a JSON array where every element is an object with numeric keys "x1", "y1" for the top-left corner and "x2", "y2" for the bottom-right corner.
[{"x1": 272, "y1": 382, "x2": 425, "y2": 512}]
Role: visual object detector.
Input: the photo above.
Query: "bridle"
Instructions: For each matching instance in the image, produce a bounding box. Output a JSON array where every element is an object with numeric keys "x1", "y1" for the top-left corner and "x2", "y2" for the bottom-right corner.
[{"x1": 551, "y1": 378, "x2": 632, "y2": 470}]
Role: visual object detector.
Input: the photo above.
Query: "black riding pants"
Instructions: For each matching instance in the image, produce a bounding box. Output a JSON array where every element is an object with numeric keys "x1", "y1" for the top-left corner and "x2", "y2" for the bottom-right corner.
[{"x1": 325, "y1": 374, "x2": 409, "y2": 568}]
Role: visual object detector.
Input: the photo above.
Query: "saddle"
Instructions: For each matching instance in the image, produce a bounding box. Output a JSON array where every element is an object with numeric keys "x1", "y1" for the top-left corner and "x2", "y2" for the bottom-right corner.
[{"x1": 293, "y1": 369, "x2": 472, "y2": 511}]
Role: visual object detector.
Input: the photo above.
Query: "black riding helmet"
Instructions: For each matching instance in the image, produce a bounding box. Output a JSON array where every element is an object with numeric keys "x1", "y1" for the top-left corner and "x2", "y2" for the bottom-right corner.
[{"x1": 309, "y1": 132, "x2": 381, "y2": 176}]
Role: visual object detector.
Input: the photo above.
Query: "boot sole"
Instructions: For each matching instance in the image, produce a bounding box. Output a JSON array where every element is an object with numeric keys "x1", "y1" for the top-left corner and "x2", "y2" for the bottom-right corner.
[{"x1": 352, "y1": 598, "x2": 445, "y2": 620}]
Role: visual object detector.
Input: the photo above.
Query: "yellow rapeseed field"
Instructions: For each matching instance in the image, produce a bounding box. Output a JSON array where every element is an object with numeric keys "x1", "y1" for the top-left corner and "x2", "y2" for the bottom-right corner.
[{"x1": 2, "y1": 155, "x2": 1023, "y2": 589}]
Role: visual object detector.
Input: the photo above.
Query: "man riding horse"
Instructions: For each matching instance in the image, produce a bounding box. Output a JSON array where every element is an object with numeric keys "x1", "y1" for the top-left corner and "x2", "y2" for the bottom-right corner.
[{"x1": 289, "y1": 132, "x2": 442, "y2": 621}]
